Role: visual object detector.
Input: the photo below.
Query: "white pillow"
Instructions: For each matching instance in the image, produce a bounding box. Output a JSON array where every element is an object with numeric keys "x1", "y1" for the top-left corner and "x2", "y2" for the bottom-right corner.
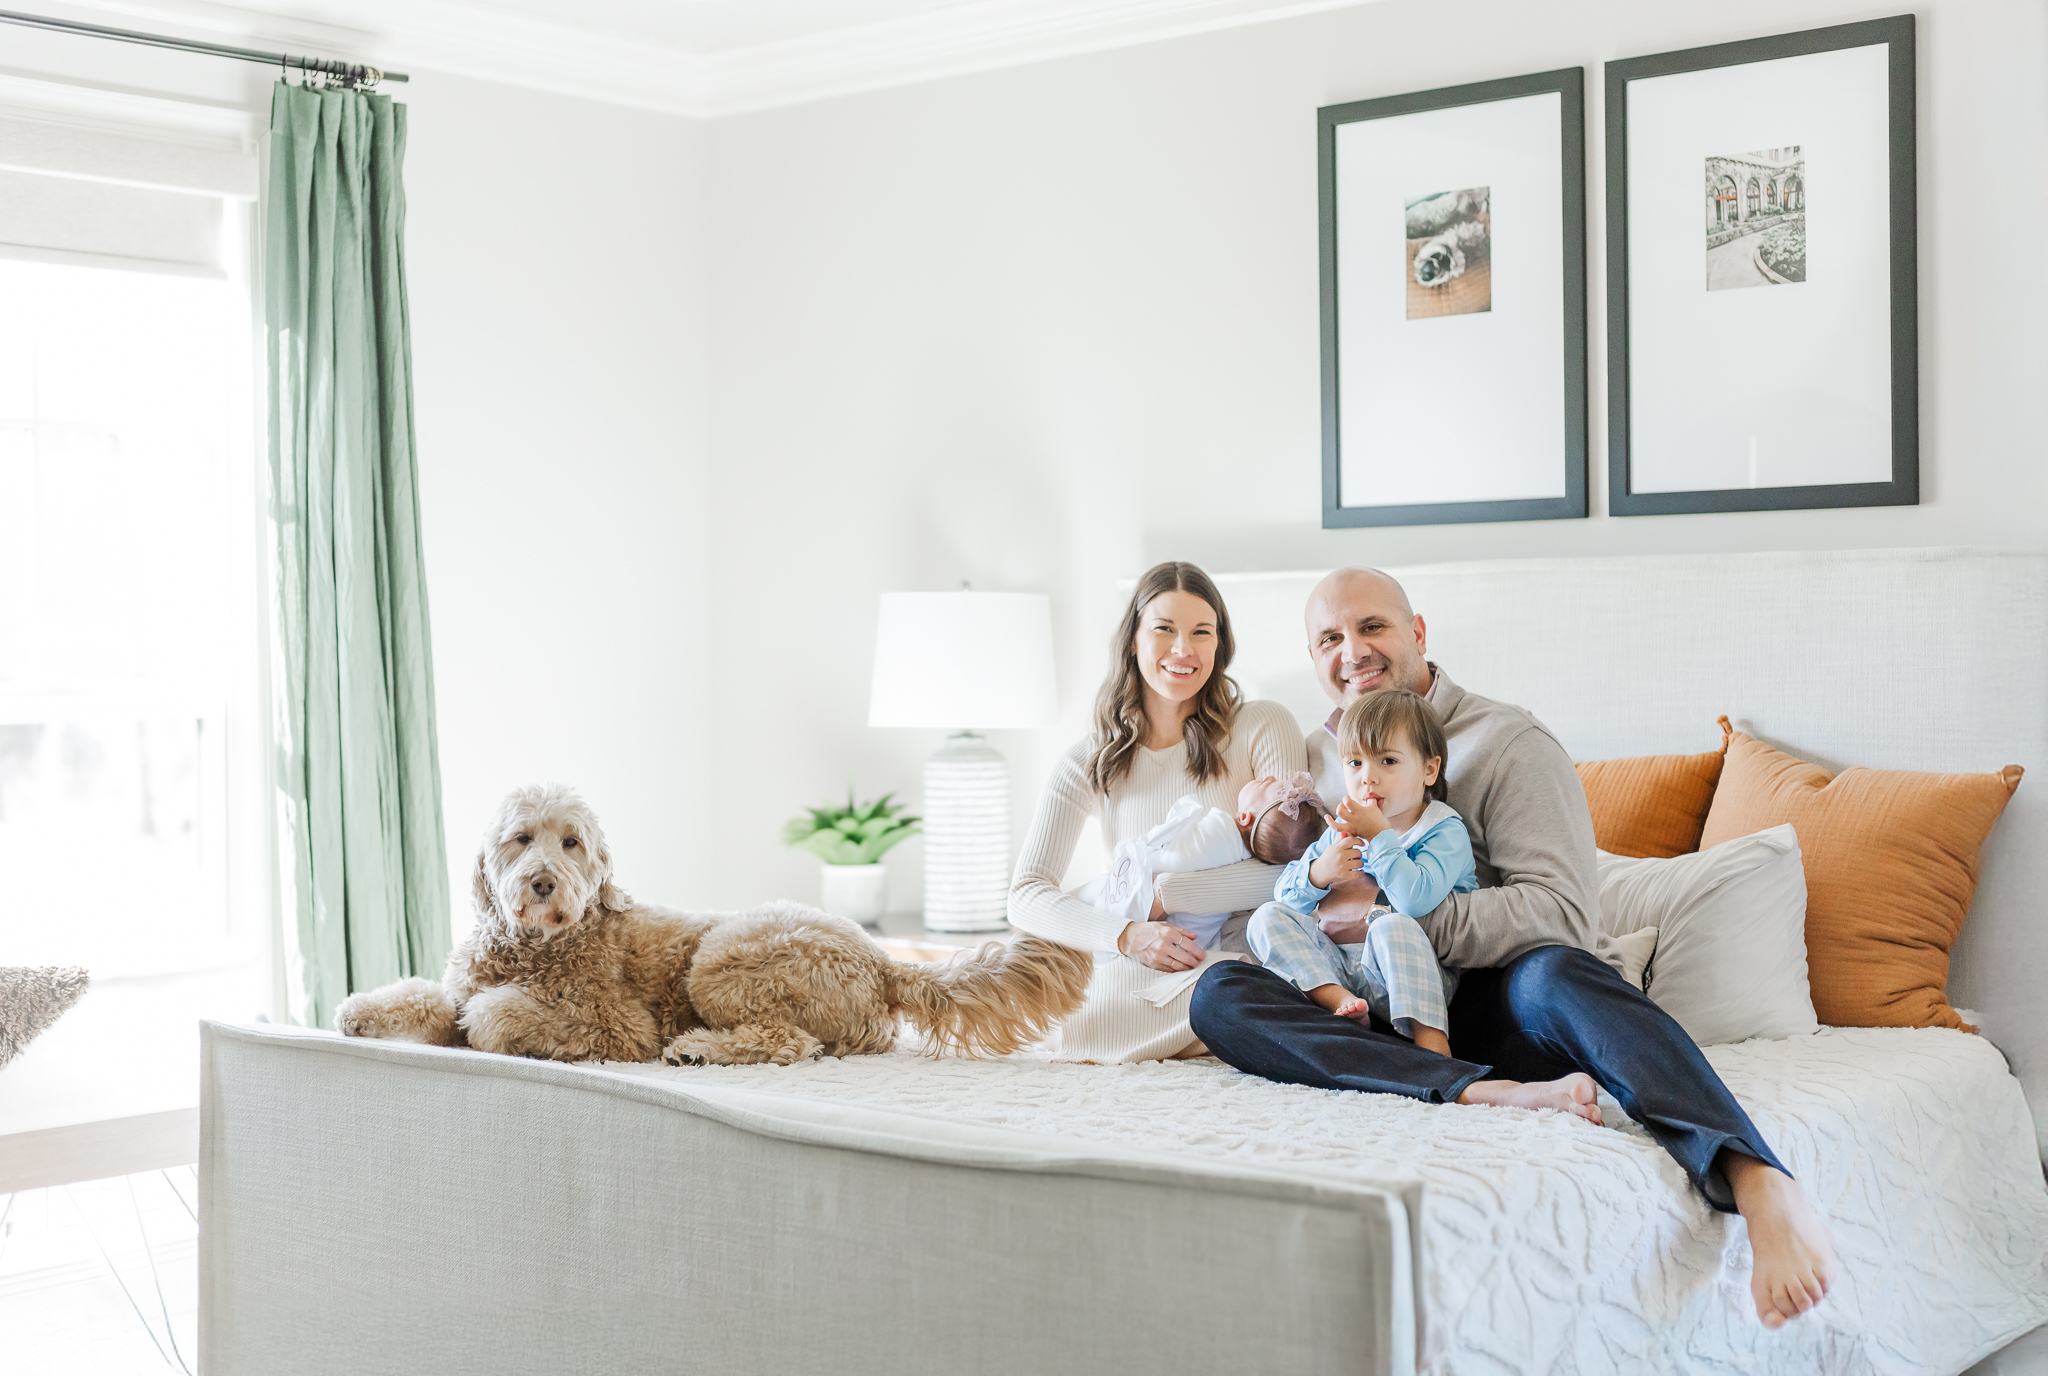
[
  {"x1": 1607, "y1": 926, "x2": 1658, "y2": 991},
  {"x1": 1596, "y1": 824, "x2": 1819, "y2": 1046}
]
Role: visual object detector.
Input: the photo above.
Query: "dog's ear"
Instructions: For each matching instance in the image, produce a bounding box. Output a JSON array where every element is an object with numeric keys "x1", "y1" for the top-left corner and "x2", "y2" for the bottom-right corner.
[
  {"x1": 593, "y1": 836, "x2": 630, "y2": 913},
  {"x1": 472, "y1": 850, "x2": 502, "y2": 927}
]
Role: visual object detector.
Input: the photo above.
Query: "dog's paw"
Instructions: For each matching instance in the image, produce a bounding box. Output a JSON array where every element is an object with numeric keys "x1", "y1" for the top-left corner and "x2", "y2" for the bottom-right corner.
[
  {"x1": 764, "y1": 1029, "x2": 826, "y2": 1066},
  {"x1": 661, "y1": 1031, "x2": 716, "y2": 1067},
  {"x1": 334, "y1": 977, "x2": 458, "y2": 1044},
  {"x1": 334, "y1": 994, "x2": 370, "y2": 1038}
]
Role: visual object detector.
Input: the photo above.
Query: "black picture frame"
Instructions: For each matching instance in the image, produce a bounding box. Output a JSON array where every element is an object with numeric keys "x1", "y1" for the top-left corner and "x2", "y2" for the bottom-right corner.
[
  {"x1": 1605, "y1": 15, "x2": 1918, "y2": 517},
  {"x1": 1319, "y1": 67, "x2": 1588, "y2": 529}
]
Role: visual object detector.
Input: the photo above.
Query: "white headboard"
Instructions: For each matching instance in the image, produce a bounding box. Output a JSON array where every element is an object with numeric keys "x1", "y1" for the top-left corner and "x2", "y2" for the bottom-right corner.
[{"x1": 1214, "y1": 549, "x2": 2047, "y2": 1160}]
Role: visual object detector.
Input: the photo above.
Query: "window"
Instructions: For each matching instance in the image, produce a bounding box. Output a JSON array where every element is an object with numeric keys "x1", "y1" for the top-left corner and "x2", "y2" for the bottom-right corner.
[
  {"x1": 0, "y1": 258, "x2": 260, "y2": 975},
  {"x1": 1710, "y1": 175, "x2": 1738, "y2": 226},
  {"x1": 0, "y1": 99, "x2": 268, "y2": 1147}
]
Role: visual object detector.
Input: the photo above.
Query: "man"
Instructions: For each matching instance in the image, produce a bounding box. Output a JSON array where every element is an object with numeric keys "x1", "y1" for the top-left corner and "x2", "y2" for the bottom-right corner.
[{"x1": 1189, "y1": 567, "x2": 1837, "y2": 1330}]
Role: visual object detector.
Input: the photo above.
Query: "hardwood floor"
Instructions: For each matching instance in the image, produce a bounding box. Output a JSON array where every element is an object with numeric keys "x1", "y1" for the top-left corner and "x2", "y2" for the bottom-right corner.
[{"x1": 0, "y1": 1168, "x2": 198, "y2": 1374}]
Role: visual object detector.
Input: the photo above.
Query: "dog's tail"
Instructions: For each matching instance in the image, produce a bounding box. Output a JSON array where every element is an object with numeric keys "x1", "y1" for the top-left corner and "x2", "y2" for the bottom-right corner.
[{"x1": 884, "y1": 934, "x2": 1093, "y2": 1057}]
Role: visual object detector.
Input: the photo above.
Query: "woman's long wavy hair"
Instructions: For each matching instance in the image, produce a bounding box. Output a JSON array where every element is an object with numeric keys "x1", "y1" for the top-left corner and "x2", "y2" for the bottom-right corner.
[{"x1": 1087, "y1": 561, "x2": 1242, "y2": 795}]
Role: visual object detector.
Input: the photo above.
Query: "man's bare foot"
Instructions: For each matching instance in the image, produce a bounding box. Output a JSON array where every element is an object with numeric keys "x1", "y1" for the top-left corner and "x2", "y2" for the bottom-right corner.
[
  {"x1": 1459, "y1": 1072, "x2": 1604, "y2": 1126},
  {"x1": 1725, "y1": 1152, "x2": 1836, "y2": 1329}
]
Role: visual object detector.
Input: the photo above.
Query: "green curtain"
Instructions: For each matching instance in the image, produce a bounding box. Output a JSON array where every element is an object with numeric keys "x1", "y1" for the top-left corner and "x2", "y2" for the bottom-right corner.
[{"x1": 266, "y1": 81, "x2": 449, "y2": 1030}]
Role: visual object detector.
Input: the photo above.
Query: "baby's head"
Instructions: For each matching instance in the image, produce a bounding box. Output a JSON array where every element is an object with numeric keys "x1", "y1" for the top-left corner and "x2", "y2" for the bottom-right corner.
[
  {"x1": 1337, "y1": 689, "x2": 1449, "y2": 822},
  {"x1": 1236, "y1": 772, "x2": 1326, "y2": 864}
]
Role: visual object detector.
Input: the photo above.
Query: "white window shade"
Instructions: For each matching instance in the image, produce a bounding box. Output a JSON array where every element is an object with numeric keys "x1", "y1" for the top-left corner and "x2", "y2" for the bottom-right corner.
[
  {"x1": 0, "y1": 112, "x2": 255, "y2": 277},
  {"x1": 0, "y1": 168, "x2": 223, "y2": 275},
  {"x1": 868, "y1": 592, "x2": 1057, "y2": 730}
]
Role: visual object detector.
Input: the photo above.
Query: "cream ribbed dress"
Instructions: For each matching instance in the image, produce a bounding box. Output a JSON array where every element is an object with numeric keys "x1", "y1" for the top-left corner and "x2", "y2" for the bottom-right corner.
[{"x1": 1008, "y1": 699, "x2": 1307, "y2": 1062}]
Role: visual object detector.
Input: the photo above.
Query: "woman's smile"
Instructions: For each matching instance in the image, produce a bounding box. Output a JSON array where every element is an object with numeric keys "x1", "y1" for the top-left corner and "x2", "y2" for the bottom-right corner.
[{"x1": 1133, "y1": 589, "x2": 1218, "y2": 710}]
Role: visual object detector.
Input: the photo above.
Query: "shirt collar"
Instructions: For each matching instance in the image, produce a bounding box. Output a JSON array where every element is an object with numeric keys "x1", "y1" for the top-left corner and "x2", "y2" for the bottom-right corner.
[
  {"x1": 1399, "y1": 798, "x2": 1458, "y2": 843},
  {"x1": 1322, "y1": 662, "x2": 1443, "y2": 737}
]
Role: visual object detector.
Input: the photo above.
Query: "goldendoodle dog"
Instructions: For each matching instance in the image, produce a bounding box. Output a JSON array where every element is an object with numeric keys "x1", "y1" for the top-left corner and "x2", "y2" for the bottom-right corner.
[{"x1": 334, "y1": 784, "x2": 1092, "y2": 1066}]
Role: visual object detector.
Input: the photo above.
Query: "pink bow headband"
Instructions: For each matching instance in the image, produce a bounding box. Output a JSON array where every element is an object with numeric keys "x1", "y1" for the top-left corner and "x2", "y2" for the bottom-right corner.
[{"x1": 1271, "y1": 771, "x2": 1317, "y2": 819}]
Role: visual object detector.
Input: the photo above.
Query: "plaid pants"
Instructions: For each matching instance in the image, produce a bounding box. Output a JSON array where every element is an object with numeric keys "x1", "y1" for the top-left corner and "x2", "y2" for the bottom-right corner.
[{"x1": 1246, "y1": 902, "x2": 1457, "y2": 1040}]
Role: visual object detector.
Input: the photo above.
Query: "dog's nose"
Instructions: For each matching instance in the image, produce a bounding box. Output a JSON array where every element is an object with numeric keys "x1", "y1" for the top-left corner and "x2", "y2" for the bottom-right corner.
[{"x1": 530, "y1": 875, "x2": 556, "y2": 898}]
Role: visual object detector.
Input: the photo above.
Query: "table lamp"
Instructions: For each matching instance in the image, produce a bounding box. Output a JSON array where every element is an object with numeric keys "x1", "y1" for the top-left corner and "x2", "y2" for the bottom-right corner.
[{"x1": 868, "y1": 590, "x2": 1057, "y2": 931}]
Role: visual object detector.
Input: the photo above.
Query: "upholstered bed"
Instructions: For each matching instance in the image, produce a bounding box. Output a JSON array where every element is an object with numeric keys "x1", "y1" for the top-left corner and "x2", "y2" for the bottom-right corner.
[{"x1": 199, "y1": 549, "x2": 2048, "y2": 1375}]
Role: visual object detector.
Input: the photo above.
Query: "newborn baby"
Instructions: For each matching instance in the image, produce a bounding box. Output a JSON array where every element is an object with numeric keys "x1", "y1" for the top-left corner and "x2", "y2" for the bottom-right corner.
[{"x1": 1082, "y1": 772, "x2": 1325, "y2": 950}]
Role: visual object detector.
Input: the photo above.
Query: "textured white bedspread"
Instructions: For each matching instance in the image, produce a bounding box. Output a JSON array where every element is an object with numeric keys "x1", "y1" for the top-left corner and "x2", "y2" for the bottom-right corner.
[{"x1": 599, "y1": 1026, "x2": 2048, "y2": 1376}]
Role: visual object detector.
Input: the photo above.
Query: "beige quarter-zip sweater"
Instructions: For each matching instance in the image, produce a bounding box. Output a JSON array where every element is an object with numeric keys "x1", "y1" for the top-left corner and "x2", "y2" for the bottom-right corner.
[{"x1": 1308, "y1": 664, "x2": 1607, "y2": 971}]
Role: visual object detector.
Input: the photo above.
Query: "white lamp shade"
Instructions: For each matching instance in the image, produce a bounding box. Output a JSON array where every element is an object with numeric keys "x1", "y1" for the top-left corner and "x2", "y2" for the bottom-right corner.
[{"x1": 868, "y1": 591, "x2": 1057, "y2": 730}]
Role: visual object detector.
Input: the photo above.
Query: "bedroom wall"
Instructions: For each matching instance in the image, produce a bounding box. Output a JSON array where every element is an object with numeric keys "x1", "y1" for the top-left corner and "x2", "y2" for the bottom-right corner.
[
  {"x1": 399, "y1": 77, "x2": 712, "y2": 932},
  {"x1": 700, "y1": 0, "x2": 2048, "y2": 913}
]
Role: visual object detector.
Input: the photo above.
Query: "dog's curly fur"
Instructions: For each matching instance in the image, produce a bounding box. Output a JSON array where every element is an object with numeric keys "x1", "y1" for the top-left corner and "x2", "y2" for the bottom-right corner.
[{"x1": 334, "y1": 784, "x2": 1093, "y2": 1066}]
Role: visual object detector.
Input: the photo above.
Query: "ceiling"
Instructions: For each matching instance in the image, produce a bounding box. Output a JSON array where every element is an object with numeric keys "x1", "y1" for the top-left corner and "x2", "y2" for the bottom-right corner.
[
  {"x1": 55, "y1": 0, "x2": 1376, "y2": 116},
  {"x1": 426, "y1": 0, "x2": 986, "y2": 56}
]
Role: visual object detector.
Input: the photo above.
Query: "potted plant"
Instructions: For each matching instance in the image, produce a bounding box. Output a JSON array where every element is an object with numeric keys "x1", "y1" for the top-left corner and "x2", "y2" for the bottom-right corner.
[{"x1": 782, "y1": 790, "x2": 920, "y2": 924}]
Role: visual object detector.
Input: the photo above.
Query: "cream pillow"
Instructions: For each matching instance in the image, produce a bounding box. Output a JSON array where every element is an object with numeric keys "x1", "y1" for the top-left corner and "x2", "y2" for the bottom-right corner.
[
  {"x1": 1597, "y1": 824, "x2": 1819, "y2": 1046},
  {"x1": 1607, "y1": 927, "x2": 1658, "y2": 991}
]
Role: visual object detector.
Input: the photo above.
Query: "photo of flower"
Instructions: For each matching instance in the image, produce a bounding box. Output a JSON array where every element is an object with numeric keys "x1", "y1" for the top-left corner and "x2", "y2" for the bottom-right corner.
[
  {"x1": 1405, "y1": 185, "x2": 1491, "y2": 318},
  {"x1": 1704, "y1": 147, "x2": 1805, "y2": 290}
]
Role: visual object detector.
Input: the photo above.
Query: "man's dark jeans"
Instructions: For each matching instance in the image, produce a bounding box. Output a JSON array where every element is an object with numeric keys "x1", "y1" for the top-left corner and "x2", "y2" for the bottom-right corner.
[{"x1": 1189, "y1": 944, "x2": 1787, "y2": 1211}]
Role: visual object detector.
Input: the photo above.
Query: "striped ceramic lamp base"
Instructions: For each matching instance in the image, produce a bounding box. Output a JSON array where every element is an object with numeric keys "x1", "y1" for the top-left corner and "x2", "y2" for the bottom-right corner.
[{"x1": 921, "y1": 732, "x2": 1012, "y2": 931}]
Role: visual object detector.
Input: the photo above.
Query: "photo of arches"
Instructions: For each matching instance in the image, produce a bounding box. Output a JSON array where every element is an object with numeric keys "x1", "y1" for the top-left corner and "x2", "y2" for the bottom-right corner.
[{"x1": 1704, "y1": 146, "x2": 1805, "y2": 290}]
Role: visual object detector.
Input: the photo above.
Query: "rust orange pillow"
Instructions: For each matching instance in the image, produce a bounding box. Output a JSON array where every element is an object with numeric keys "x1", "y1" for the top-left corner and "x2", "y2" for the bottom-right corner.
[
  {"x1": 1699, "y1": 718, "x2": 2022, "y2": 1032},
  {"x1": 1576, "y1": 738, "x2": 1727, "y2": 858}
]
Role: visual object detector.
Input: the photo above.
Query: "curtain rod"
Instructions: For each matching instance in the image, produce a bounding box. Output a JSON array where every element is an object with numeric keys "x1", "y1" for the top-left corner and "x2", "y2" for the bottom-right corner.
[{"x1": 0, "y1": 8, "x2": 408, "y2": 87}]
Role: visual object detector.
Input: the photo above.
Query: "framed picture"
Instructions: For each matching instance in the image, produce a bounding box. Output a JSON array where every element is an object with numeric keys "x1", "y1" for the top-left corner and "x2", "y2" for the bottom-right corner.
[
  {"x1": 1605, "y1": 16, "x2": 1917, "y2": 516},
  {"x1": 1319, "y1": 68, "x2": 1587, "y2": 528}
]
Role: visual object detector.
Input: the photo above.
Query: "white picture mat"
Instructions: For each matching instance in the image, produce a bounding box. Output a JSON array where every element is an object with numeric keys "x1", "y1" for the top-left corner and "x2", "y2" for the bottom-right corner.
[
  {"x1": 1626, "y1": 43, "x2": 1892, "y2": 494},
  {"x1": 1335, "y1": 91, "x2": 1566, "y2": 508}
]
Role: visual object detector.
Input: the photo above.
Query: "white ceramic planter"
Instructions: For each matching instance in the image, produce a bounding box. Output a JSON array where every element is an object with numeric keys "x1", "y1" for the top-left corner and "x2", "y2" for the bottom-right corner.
[{"x1": 818, "y1": 863, "x2": 889, "y2": 924}]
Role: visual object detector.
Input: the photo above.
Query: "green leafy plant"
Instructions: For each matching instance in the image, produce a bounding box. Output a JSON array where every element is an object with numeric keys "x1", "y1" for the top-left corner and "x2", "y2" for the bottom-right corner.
[
  {"x1": 782, "y1": 790, "x2": 921, "y2": 866},
  {"x1": 1758, "y1": 224, "x2": 1806, "y2": 282}
]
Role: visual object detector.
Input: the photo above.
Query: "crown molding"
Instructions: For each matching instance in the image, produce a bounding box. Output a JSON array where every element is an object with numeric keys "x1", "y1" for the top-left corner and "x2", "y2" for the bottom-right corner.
[
  {"x1": 700, "y1": 0, "x2": 1380, "y2": 117},
  {"x1": 51, "y1": 0, "x2": 1382, "y2": 119}
]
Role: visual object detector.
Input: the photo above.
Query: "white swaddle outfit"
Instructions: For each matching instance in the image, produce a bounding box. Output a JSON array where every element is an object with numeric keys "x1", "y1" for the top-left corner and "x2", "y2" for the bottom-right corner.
[
  {"x1": 1076, "y1": 792, "x2": 1283, "y2": 1015},
  {"x1": 1054, "y1": 770, "x2": 1320, "y2": 1062},
  {"x1": 1078, "y1": 794, "x2": 1249, "y2": 950}
]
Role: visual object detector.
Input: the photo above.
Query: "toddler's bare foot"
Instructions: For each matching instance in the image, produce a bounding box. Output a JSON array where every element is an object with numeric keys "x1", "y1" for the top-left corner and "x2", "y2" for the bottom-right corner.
[
  {"x1": 1459, "y1": 1072, "x2": 1604, "y2": 1125},
  {"x1": 1305, "y1": 984, "x2": 1371, "y2": 1021},
  {"x1": 1726, "y1": 1153, "x2": 1837, "y2": 1328}
]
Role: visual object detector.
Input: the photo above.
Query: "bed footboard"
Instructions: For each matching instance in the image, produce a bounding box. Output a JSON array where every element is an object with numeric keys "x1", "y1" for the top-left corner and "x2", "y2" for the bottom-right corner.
[{"x1": 199, "y1": 1022, "x2": 1420, "y2": 1376}]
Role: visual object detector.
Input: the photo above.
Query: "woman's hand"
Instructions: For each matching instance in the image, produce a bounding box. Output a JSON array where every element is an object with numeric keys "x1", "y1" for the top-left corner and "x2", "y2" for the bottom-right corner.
[
  {"x1": 1119, "y1": 919, "x2": 1205, "y2": 972},
  {"x1": 1308, "y1": 833, "x2": 1366, "y2": 889}
]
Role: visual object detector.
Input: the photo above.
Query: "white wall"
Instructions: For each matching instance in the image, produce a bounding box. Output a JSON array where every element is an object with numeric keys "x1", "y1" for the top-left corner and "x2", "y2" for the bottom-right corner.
[
  {"x1": 701, "y1": 0, "x2": 2048, "y2": 914},
  {"x1": 400, "y1": 76, "x2": 712, "y2": 927}
]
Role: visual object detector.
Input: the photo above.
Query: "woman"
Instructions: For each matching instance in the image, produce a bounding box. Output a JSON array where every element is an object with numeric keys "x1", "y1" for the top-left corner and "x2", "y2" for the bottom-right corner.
[{"x1": 1008, "y1": 561, "x2": 1306, "y2": 1062}]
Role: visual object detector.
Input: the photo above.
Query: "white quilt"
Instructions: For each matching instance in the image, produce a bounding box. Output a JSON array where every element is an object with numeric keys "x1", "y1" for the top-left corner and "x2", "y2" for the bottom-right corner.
[{"x1": 599, "y1": 1026, "x2": 2048, "y2": 1376}]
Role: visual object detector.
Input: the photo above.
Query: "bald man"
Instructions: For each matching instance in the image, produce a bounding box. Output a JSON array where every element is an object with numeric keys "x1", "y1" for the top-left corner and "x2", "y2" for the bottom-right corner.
[{"x1": 1189, "y1": 568, "x2": 1838, "y2": 1331}]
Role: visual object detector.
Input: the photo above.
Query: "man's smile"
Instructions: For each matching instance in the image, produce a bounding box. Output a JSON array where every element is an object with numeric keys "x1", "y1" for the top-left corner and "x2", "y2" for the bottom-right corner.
[{"x1": 1341, "y1": 657, "x2": 1388, "y2": 692}]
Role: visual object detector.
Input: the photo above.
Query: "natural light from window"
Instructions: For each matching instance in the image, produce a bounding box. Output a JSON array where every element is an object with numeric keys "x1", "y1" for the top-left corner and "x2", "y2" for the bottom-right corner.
[{"x1": 0, "y1": 259, "x2": 262, "y2": 980}]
